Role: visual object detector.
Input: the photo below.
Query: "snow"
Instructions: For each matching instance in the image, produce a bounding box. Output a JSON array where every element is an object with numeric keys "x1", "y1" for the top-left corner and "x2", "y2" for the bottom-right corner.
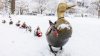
[
  {"x1": 57, "y1": 24, "x2": 71, "y2": 30},
  {"x1": 0, "y1": 15, "x2": 100, "y2": 56}
]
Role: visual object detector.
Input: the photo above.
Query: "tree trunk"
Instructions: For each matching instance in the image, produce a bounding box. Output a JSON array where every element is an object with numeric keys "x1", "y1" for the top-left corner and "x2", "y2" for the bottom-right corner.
[
  {"x1": 98, "y1": 1, "x2": 100, "y2": 18},
  {"x1": 98, "y1": 10, "x2": 100, "y2": 18},
  {"x1": 20, "y1": 7, "x2": 23, "y2": 15},
  {"x1": 11, "y1": 0, "x2": 15, "y2": 14},
  {"x1": 40, "y1": 9, "x2": 43, "y2": 14}
]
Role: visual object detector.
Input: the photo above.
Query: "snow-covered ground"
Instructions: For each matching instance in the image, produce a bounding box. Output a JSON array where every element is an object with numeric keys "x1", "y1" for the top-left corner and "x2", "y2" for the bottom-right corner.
[{"x1": 0, "y1": 15, "x2": 100, "y2": 56}]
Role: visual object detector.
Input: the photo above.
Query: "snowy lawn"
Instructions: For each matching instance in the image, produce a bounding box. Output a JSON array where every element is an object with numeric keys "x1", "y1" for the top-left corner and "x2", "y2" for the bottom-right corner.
[{"x1": 0, "y1": 15, "x2": 100, "y2": 56}]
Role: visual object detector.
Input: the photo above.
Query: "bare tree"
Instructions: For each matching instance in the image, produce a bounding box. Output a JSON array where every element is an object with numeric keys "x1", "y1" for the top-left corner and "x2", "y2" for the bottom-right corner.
[
  {"x1": 86, "y1": 1, "x2": 100, "y2": 18},
  {"x1": 16, "y1": 1, "x2": 29, "y2": 15},
  {"x1": 34, "y1": 0, "x2": 48, "y2": 14}
]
